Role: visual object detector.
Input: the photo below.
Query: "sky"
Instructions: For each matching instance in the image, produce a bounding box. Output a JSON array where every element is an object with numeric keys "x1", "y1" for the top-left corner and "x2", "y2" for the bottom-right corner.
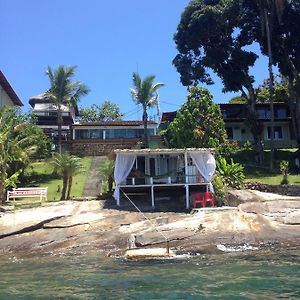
[{"x1": 1, "y1": 0, "x2": 270, "y2": 121}]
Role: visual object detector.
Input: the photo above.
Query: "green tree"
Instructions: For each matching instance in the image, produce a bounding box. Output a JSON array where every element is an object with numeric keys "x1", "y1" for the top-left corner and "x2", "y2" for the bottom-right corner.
[
  {"x1": 0, "y1": 107, "x2": 48, "y2": 203},
  {"x1": 44, "y1": 65, "x2": 89, "y2": 154},
  {"x1": 130, "y1": 72, "x2": 164, "y2": 148},
  {"x1": 173, "y1": 0, "x2": 264, "y2": 163},
  {"x1": 164, "y1": 87, "x2": 230, "y2": 155},
  {"x1": 228, "y1": 96, "x2": 247, "y2": 104},
  {"x1": 239, "y1": 1, "x2": 300, "y2": 149},
  {"x1": 52, "y1": 152, "x2": 83, "y2": 200},
  {"x1": 79, "y1": 100, "x2": 124, "y2": 122}
]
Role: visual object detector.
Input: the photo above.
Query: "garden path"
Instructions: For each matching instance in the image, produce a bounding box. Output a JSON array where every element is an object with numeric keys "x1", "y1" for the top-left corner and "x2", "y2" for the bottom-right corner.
[{"x1": 82, "y1": 156, "x2": 106, "y2": 198}]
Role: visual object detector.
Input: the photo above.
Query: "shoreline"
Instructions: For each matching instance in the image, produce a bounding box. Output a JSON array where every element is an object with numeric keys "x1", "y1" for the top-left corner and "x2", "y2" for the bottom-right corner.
[{"x1": 1, "y1": 191, "x2": 300, "y2": 258}]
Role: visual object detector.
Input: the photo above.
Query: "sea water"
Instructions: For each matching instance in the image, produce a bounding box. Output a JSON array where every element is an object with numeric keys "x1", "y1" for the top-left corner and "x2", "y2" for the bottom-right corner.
[{"x1": 0, "y1": 248, "x2": 299, "y2": 299}]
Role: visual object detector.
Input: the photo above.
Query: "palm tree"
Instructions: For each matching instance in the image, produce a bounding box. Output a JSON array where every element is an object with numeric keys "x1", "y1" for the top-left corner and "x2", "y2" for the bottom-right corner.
[
  {"x1": 44, "y1": 65, "x2": 89, "y2": 154},
  {"x1": 0, "y1": 107, "x2": 42, "y2": 203},
  {"x1": 52, "y1": 152, "x2": 83, "y2": 200},
  {"x1": 130, "y1": 72, "x2": 164, "y2": 148}
]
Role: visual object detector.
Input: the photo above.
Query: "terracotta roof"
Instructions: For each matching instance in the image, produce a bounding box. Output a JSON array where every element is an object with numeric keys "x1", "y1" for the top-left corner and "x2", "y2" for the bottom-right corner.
[
  {"x1": 114, "y1": 148, "x2": 214, "y2": 154},
  {"x1": 0, "y1": 70, "x2": 23, "y2": 106},
  {"x1": 73, "y1": 120, "x2": 157, "y2": 127},
  {"x1": 161, "y1": 111, "x2": 177, "y2": 122}
]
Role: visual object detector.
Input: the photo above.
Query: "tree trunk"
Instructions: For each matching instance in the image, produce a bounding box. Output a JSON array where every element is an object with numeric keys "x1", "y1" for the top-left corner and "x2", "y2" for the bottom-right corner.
[
  {"x1": 143, "y1": 107, "x2": 149, "y2": 148},
  {"x1": 0, "y1": 180, "x2": 5, "y2": 204},
  {"x1": 264, "y1": 8, "x2": 275, "y2": 171},
  {"x1": 66, "y1": 175, "x2": 72, "y2": 200},
  {"x1": 57, "y1": 105, "x2": 63, "y2": 155},
  {"x1": 287, "y1": 80, "x2": 300, "y2": 149},
  {"x1": 60, "y1": 172, "x2": 68, "y2": 200},
  {"x1": 108, "y1": 175, "x2": 113, "y2": 193},
  {"x1": 244, "y1": 82, "x2": 264, "y2": 164}
]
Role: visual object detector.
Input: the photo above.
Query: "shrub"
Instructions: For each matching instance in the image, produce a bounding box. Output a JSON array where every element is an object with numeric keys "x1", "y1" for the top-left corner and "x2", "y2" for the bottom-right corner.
[
  {"x1": 216, "y1": 157, "x2": 245, "y2": 188},
  {"x1": 280, "y1": 160, "x2": 289, "y2": 185}
]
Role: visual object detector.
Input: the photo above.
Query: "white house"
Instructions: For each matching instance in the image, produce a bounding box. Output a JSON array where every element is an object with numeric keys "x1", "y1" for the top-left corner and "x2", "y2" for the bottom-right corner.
[{"x1": 0, "y1": 70, "x2": 23, "y2": 107}]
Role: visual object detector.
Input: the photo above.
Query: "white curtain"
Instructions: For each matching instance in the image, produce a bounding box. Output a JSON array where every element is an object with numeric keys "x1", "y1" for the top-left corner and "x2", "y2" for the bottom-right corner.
[
  {"x1": 188, "y1": 151, "x2": 216, "y2": 192},
  {"x1": 113, "y1": 154, "x2": 137, "y2": 200}
]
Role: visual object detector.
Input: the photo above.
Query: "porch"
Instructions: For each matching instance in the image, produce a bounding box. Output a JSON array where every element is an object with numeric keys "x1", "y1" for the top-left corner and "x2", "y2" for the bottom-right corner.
[{"x1": 113, "y1": 148, "x2": 216, "y2": 210}]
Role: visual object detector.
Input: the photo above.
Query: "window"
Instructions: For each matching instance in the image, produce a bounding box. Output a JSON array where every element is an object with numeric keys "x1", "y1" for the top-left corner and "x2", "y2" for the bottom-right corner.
[
  {"x1": 275, "y1": 108, "x2": 287, "y2": 118},
  {"x1": 257, "y1": 108, "x2": 271, "y2": 119},
  {"x1": 225, "y1": 127, "x2": 233, "y2": 139},
  {"x1": 267, "y1": 126, "x2": 283, "y2": 139}
]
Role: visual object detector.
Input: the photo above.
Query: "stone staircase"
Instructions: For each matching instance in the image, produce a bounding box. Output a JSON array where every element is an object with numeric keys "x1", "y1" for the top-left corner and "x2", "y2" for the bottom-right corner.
[{"x1": 82, "y1": 156, "x2": 107, "y2": 198}]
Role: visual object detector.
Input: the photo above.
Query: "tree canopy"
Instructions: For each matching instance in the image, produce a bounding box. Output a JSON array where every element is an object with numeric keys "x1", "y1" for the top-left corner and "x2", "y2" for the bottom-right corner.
[
  {"x1": 164, "y1": 87, "x2": 231, "y2": 154},
  {"x1": 79, "y1": 101, "x2": 124, "y2": 122}
]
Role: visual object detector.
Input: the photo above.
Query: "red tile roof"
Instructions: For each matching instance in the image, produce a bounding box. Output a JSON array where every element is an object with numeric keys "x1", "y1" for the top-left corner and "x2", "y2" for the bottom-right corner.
[
  {"x1": 73, "y1": 120, "x2": 157, "y2": 127},
  {"x1": 0, "y1": 70, "x2": 23, "y2": 106}
]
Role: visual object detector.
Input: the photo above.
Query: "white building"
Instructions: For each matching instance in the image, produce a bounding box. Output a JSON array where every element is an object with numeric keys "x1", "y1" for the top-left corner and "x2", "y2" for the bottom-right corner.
[{"x1": 0, "y1": 70, "x2": 23, "y2": 107}]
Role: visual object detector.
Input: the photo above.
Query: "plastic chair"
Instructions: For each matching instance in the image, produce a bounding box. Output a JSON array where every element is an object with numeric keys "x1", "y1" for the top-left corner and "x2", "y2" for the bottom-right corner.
[{"x1": 192, "y1": 192, "x2": 216, "y2": 208}]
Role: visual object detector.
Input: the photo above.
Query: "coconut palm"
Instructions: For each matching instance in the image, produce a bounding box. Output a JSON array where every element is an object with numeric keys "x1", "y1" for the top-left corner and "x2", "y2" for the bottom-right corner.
[
  {"x1": 130, "y1": 72, "x2": 164, "y2": 148},
  {"x1": 52, "y1": 152, "x2": 83, "y2": 200},
  {"x1": 44, "y1": 65, "x2": 89, "y2": 154}
]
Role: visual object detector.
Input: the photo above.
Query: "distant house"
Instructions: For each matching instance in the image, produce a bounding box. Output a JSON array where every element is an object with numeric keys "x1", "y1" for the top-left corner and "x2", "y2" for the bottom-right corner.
[
  {"x1": 160, "y1": 103, "x2": 296, "y2": 149},
  {"x1": 71, "y1": 120, "x2": 159, "y2": 155},
  {"x1": 220, "y1": 103, "x2": 296, "y2": 148},
  {"x1": 0, "y1": 70, "x2": 23, "y2": 107},
  {"x1": 29, "y1": 93, "x2": 78, "y2": 144}
]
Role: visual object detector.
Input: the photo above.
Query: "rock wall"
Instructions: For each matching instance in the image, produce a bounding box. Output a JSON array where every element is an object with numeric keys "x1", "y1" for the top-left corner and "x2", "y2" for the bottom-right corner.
[
  {"x1": 70, "y1": 139, "x2": 141, "y2": 156},
  {"x1": 245, "y1": 182, "x2": 300, "y2": 196}
]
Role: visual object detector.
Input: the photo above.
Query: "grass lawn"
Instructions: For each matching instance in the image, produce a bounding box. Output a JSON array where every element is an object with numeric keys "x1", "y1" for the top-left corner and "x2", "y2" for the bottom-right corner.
[
  {"x1": 233, "y1": 148, "x2": 300, "y2": 185},
  {"x1": 24, "y1": 156, "x2": 92, "y2": 201}
]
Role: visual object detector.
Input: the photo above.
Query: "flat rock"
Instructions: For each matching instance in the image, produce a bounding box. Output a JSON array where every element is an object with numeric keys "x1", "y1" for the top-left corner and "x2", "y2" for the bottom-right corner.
[{"x1": 125, "y1": 248, "x2": 175, "y2": 259}]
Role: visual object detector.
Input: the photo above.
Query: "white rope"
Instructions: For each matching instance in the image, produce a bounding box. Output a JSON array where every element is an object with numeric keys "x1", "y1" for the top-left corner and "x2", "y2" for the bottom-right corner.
[{"x1": 120, "y1": 189, "x2": 169, "y2": 241}]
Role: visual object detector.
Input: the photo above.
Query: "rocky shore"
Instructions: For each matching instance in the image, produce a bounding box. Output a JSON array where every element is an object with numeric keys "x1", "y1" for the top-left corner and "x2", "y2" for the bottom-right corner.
[{"x1": 1, "y1": 190, "x2": 300, "y2": 257}]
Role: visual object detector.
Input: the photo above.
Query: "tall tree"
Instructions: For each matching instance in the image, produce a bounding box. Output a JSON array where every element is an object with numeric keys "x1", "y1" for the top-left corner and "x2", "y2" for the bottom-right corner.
[
  {"x1": 44, "y1": 65, "x2": 89, "y2": 154},
  {"x1": 0, "y1": 107, "x2": 48, "y2": 203},
  {"x1": 164, "y1": 87, "x2": 231, "y2": 155},
  {"x1": 173, "y1": 0, "x2": 264, "y2": 163},
  {"x1": 79, "y1": 100, "x2": 124, "y2": 122},
  {"x1": 240, "y1": 0, "x2": 300, "y2": 149},
  {"x1": 130, "y1": 72, "x2": 164, "y2": 148}
]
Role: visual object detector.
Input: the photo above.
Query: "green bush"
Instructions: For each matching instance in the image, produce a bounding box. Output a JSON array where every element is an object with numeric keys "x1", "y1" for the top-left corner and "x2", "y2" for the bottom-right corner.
[
  {"x1": 216, "y1": 157, "x2": 245, "y2": 188},
  {"x1": 280, "y1": 160, "x2": 289, "y2": 185}
]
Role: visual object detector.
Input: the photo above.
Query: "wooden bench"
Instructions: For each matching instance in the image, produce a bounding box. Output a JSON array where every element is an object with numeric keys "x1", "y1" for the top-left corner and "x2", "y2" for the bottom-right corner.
[{"x1": 7, "y1": 187, "x2": 48, "y2": 202}]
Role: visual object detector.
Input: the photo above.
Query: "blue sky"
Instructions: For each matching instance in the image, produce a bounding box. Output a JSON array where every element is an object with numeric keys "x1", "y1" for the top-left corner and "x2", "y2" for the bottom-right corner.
[{"x1": 1, "y1": 0, "x2": 270, "y2": 120}]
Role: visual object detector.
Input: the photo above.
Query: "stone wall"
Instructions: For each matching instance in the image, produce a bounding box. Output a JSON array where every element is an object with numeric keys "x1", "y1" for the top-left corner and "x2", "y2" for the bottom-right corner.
[
  {"x1": 70, "y1": 139, "x2": 141, "y2": 156},
  {"x1": 245, "y1": 182, "x2": 300, "y2": 196}
]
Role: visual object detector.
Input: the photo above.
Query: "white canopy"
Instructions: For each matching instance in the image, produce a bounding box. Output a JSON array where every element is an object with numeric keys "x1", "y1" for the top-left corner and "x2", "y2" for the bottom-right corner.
[{"x1": 113, "y1": 154, "x2": 137, "y2": 202}]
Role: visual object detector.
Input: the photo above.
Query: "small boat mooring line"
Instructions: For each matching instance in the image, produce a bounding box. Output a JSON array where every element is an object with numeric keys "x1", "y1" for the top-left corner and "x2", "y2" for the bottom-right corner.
[{"x1": 120, "y1": 189, "x2": 174, "y2": 259}]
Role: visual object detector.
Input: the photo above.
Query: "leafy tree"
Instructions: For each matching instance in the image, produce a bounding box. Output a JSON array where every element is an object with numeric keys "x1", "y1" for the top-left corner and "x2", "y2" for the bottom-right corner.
[
  {"x1": 173, "y1": 0, "x2": 264, "y2": 163},
  {"x1": 79, "y1": 100, "x2": 124, "y2": 122},
  {"x1": 52, "y1": 152, "x2": 83, "y2": 200},
  {"x1": 164, "y1": 87, "x2": 231, "y2": 155},
  {"x1": 0, "y1": 107, "x2": 48, "y2": 203},
  {"x1": 240, "y1": 0, "x2": 300, "y2": 149},
  {"x1": 228, "y1": 96, "x2": 247, "y2": 104},
  {"x1": 130, "y1": 72, "x2": 164, "y2": 148},
  {"x1": 44, "y1": 65, "x2": 89, "y2": 154}
]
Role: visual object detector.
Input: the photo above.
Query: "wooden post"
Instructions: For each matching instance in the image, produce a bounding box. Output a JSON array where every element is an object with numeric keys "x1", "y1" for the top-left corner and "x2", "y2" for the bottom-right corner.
[
  {"x1": 151, "y1": 186, "x2": 155, "y2": 208},
  {"x1": 184, "y1": 151, "x2": 188, "y2": 184},
  {"x1": 185, "y1": 184, "x2": 189, "y2": 209}
]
